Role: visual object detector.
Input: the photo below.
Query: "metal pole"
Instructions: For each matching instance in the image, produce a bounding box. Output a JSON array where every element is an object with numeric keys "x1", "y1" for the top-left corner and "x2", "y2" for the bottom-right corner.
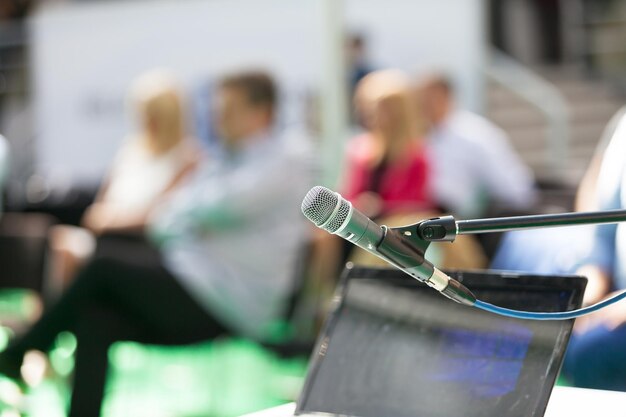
[
  {"x1": 455, "y1": 209, "x2": 626, "y2": 235},
  {"x1": 320, "y1": 0, "x2": 349, "y2": 188}
]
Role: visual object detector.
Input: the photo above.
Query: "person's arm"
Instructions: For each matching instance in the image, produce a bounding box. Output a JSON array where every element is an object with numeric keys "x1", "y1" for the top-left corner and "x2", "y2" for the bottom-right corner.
[
  {"x1": 83, "y1": 146, "x2": 200, "y2": 235},
  {"x1": 81, "y1": 203, "x2": 145, "y2": 235},
  {"x1": 576, "y1": 264, "x2": 611, "y2": 306},
  {"x1": 576, "y1": 114, "x2": 626, "y2": 305},
  {"x1": 575, "y1": 152, "x2": 605, "y2": 213},
  {"x1": 149, "y1": 144, "x2": 311, "y2": 245},
  {"x1": 575, "y1": 106, "x2": 626, "y2": 212},
  {"x1": 80, "y1": 141, "x2": 128, "y2": 232}
]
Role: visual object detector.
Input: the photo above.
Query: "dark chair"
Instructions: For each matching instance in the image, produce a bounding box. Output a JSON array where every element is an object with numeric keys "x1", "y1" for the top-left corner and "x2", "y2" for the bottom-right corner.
[
  {"x1": 0, "y1": 212, "x2": 57, "y2": 333},
  {"x1": 0, "y1": 212, "x2": 57, "y2": 293}
]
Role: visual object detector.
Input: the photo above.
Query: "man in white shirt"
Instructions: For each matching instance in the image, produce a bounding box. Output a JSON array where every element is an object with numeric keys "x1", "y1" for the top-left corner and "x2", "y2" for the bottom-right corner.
[
  {"x1": 417, "y1": 74, "x2": 536, "y2": 218},
  {"x1": 0, "y1": 71, "x2": 313, "y2": 417}
]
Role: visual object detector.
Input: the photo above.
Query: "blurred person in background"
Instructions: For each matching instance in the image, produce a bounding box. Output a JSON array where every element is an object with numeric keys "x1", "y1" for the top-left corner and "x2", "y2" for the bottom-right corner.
[
  {"x1": 329, "y1": 69, "x2": 485, "y2": 273},
  {"x1": 48, "y1": 70, "x2": 199, "y2": 295},
  {"x1": 347, "y1": 33, "x2": 374, "y2": 110},
  {"x1": 416, "y1": 73, "x2": 536, "y2": 219},
  {"x1": 559, "y1": 110, "x2": 626, "y2": 391},
  {"x1": 490, "y1": 106, "x2": 626, "y2": 274},
  {"x1": 487, "y1": 106, "x2": 626, "y2": 390},
  {"x1": 0, "y1": 70, "x2": 313, "y2": 416},
  {"x1": 344, "y1": 69, "x2": 432, "y2": 219},
  {"x1": 575, "y1": 106, "x2": 626, "y2": 213}
]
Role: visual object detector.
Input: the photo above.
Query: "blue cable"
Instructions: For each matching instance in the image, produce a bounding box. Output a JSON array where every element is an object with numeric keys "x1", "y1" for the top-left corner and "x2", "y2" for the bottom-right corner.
[{"x1": 473, "y1": 290, "x2": 626, "y2": 320}]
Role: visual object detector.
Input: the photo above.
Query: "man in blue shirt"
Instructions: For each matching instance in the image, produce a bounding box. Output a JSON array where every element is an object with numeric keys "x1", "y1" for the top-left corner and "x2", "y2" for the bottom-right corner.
[{"x1": 0, "y1": 71, "x2": 312, "y2": 416}]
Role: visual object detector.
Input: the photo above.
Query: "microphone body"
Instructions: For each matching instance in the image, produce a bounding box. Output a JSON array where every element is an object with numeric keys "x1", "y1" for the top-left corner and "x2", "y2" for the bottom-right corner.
[{"x1": 302, "y1": 186, "x2": 476, "y2": 305}]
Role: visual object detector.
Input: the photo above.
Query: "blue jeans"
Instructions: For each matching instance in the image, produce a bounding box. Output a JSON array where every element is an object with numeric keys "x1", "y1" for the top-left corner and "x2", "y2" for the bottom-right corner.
[{"x1": 562, "y1": 324, "x2": 626, "y2": 391}]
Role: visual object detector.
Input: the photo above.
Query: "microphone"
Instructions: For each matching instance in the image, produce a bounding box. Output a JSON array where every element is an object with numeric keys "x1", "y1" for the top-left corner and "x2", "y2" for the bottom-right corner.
[{"x1": 301, "y1": 186, "x2": 476, "y2": 306}]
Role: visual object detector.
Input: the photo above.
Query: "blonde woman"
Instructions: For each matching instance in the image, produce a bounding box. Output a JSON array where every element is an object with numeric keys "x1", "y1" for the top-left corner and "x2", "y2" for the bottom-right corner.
[
  {"x1": 340, "y1": 69, "x2": 486, "y2": 270},
  {"x1": 48, "y1": 70, "x2": 199, "y2": 294},
  {"x1": 344, "y1": 69, "x2": 431, "y2": 218}
]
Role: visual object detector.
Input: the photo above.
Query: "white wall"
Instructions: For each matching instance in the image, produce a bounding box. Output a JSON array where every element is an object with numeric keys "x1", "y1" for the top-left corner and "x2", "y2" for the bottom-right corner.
[{"x1": 346, "y1": 0, "x2": 487, "y2": 112}]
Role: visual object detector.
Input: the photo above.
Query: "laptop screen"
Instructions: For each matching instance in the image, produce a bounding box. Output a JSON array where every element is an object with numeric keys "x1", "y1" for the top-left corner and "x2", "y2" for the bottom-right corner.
[{"x1": 297, "y1": 266, "x2": 586, "y2": 417}]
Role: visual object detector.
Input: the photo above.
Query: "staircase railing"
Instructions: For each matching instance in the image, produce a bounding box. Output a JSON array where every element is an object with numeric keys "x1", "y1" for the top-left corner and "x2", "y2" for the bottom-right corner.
[{"x1": 485, "y1": 49, "x2": 570, "y2": 180}]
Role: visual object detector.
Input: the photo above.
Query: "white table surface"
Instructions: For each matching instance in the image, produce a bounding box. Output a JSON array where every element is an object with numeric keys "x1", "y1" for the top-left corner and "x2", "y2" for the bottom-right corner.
[{"x1": 240, "y1": 386, "x2": 626, "y2": 417}]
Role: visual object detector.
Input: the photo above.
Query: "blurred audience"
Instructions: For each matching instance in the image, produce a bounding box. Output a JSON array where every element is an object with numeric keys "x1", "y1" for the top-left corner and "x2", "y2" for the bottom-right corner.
[
  {"x1": 416, "y1": 73, "x2": 536, "y2": 218},
  {"x1": 47, "y1": 70, "x2": 199, "y2": 295},
  {"x1": 334, "y1": 69, "x2": 486, "y2": 272},
  {"x1": 0, "y1": 70, "x2": 313, "y2": 416}
]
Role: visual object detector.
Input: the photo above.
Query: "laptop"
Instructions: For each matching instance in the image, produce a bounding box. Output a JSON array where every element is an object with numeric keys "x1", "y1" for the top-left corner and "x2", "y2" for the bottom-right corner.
[{"x1": 295, "y1": 265, "x2": 586, "y2": 417}]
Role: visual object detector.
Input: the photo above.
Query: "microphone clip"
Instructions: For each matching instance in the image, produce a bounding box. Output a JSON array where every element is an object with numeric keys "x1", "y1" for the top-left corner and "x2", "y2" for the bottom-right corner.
[{"x1": 388, "y1": 215, "x2": 458, "y2": 245}]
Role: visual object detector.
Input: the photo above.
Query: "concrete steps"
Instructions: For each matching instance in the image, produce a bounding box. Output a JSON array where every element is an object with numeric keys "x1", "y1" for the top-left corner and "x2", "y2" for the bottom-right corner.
[{"x1": 486, "y1": 66, "x2": 625, "y2": 186}]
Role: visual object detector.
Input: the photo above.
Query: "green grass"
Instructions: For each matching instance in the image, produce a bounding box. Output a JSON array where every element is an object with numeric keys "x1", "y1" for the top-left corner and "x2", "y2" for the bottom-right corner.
[
  {"x1": 0, "y1": 291, "x2": 308, "y2": 417},
  {"x1": 9, "y1": 339, "x2": 307, "y2": 417},
  {"x1": 103, "y1": 339, "x2": 307, "y2": 417}
]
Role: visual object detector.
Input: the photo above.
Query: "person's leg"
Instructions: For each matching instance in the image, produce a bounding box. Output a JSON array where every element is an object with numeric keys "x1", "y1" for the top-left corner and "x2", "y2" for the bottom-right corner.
[
  {"x1": 5, "y1": 257, "x2": 112, "y2": 357},
  {"x1": 11, "y1": 235, "x2": 220, "y2": 350},
  {"x1": 68, "y1": 255, "x2": 226, "y2": 417},
  {"x1": 46, "y1": 225, "x2": 96, "y2": 299},
  {"x1": 69, "y1": 303, "x2": 137, "y2": 417},
  {"x1": 562, "y1": 324, "x2": 626, "y2": 391},
  {"x1": 4, "y1": 239, "x2": 227, "y2": 416}
]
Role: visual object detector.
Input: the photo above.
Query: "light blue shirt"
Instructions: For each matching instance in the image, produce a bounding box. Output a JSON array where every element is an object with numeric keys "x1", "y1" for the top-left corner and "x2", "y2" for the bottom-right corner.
[
  {"x1": 427, "y1": 110, "x2": 536, "y2": 218},
  {"x1": 586, "y1": 113, "x2": 626, "y2": 290},
  {"x1": 148, "y1": 128, "x2": 314, "y2": 339}
]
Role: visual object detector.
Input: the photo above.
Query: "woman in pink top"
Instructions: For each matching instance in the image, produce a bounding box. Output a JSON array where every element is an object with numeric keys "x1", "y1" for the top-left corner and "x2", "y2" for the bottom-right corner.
[
  {"x1": 342, "y1": 69, "x2": 433, "y2": 218},
  {"x1": 309, "y1": 70, "x2": 484, "y2": 314},
  {"x1": 338, "y1": 70, "x2": 485, "y2": 270}
]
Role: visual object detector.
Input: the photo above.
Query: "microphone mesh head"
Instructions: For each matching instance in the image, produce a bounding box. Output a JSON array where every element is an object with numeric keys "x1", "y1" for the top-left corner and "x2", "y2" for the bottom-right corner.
[
  {"x1": 326, "y1": 198, "x2": 351, "y2": 233},
  {"x1": 302, "y1": 185, "x2": 350, "y2": 233},
  {"x1": 301, "y1": 186, "x2": 338, "y2": 226},
  {"x1": 301, "y1": 186, "x2": 351, "y2": 233}
]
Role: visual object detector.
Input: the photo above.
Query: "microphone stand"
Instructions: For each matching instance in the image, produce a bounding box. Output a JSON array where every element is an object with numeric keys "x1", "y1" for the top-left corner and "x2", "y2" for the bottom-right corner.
[{"x1": 386, "y1": 209, "x2": 626, "y2": 244}]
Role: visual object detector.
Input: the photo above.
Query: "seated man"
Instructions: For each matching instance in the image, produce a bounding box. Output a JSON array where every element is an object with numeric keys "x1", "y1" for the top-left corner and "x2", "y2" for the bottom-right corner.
[
  {"x1": 0, "y1": 70, "x2": 313, "y2": 416},
  {"x1": 416, "y1": 73, "x2": 536, "y2": 218}
]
